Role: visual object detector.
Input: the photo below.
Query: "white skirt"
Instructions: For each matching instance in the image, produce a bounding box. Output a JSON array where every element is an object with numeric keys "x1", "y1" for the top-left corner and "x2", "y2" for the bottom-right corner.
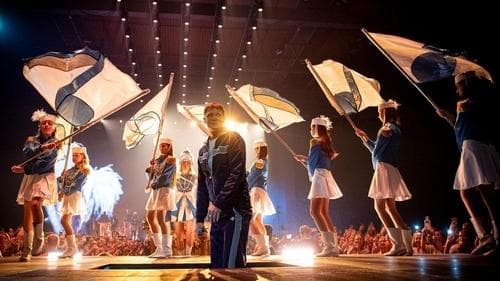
[
  {"x1": 145, "y1": 187, "x2": 177, "y2": 211},
  {"x1": 16, "y1": 172, "x2": 58, "y2": 206},
  {"x1": 171, "y1": 196, "x2": 196, "y2": 222},
  {"x1": 454, "y1": 140, "x2": 500, "y2": 190},
  {"x1": 308, "y1": 168, "x2": 343, "y2": 200},
  {"x1": 59, "y1": 191, "x2": 86, "y2": 215},
  {"x1": 368, "y1": 162, "x2": 412, "y2": 201},
  {"x1": 250, "y1": 187, "x2": 276, "y2": 216}
]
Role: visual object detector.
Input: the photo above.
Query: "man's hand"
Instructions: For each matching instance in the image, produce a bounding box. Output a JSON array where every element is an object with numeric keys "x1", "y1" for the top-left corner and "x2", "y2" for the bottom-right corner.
[
  {"x1": 207, "y1": 202, "x2": 221, "y2": 223},
  {"x1": 294, "y1": 154, "x2": 307, "y2": 162},
  {"x1": 196, "y1": 222, "x2": 208, "y2": 238},
  {"x1": 58, "y1": 192, "x2": 64, "y2": 201}
]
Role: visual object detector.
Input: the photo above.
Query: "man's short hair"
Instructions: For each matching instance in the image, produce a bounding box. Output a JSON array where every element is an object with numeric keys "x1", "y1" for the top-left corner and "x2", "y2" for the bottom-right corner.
[{"x1": 203, "y1": 102, "x2": 225, "y2": 116}]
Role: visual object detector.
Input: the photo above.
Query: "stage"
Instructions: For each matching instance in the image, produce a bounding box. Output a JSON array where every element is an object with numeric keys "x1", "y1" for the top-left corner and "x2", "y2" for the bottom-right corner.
[{"x1": 0, "y1": 254, "x2": 498, "y2": 280}]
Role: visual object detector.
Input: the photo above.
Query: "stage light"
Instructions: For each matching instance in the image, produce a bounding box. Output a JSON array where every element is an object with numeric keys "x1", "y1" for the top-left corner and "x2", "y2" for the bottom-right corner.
[
  {"x1": 155, "y1": 36, "x2": 159, "y2": 40},
  {"x1": 252, "y1": 26, "x2": 257, "y2": 30},
  {"x1": 158, "y1": 63, "x2": 162, "y2": 66},
  {"x1": 185, "y1": 2, "x2": 191, "y2": 7},
  {"x1": 224, "y1": 119, "x2": 236, "y2": 130},
  {"x1": 119, "y1": 120, "x2": 123, "y2": 123},
  {"x1": 281, "y1": 247, "x2": 314, "y2": 266},
  {"x1": 258, "y1": 8, "x2": 263, "y2": 12},
  {"x1": 447, "y1": 228, "x2": 453, "y2": 235},
  {"x1": 190, "y1": 121, "x2": 196, "y2": 127},
  {"x1": 414, "y1": 224, "x2": 420, "y2": 230},
  {"x1": 222, "y1": 6, "x2": 226, "y2": 10}
]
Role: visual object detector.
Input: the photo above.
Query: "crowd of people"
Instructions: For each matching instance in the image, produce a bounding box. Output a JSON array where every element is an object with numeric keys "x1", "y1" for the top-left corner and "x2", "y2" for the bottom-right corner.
[{"x1": 0, "y1": 215, "x2": 486, "y2": 258}]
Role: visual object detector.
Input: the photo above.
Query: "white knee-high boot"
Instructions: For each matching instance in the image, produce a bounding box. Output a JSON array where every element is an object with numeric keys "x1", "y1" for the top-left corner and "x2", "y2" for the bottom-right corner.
[
  {"x1": 470, "y1": 217, "x2": 495, "y2": 255},
  {"x1": 60, "y1": 235, "x2": 77, "y2": 258},
  {"x1": 401, "y1": 229, "x2": 413, "y2": 256},
  {"x1": 19, "y1": 231, "x2": 34, "y2": 262},
  {"x1": 251, "y1": 234, "x2": 270, "y2": 256},
  {"x1": 149, "y1": 233, "x2": 165, "y2": 258},
  {"x1": 163, "y1": 234, "x2": 172, "y2": 257},
  {"x1": 32, "y1": 222, "x2": 44, "y2": 256},
  {"x1": 385, "y1": 228, "x2": 406, "y2": 256},
  {"x1": 316, "y1": 231, "x2": 339, "y2": 257}
]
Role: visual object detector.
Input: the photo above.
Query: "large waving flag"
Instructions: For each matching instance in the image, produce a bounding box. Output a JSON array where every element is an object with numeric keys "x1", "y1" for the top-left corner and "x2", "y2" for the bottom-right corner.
[
  {"x1": 363, "y1": 31, "x2": 492, "y2": 83},
  {"x1": 176, "y1": 104, "x2": 211, "y2": 136},
  {"x1": 23, "y1": 47, "x2": 145, "y2": 127},
  {"x1": 226, "y1": 84, "x2": 304, "y2": 132},
  {"x1": 307, "y1": 59, "x2": 383, "y2": 115},
  {"x1": 123, "y1": 77, "x2": 173, "y2": 149}
]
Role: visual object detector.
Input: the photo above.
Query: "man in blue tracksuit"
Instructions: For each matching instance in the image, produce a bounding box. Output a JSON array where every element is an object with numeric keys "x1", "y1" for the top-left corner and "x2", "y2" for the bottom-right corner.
[{"x1": 196, "y1": 102, "x2": 252, "y2": 268}]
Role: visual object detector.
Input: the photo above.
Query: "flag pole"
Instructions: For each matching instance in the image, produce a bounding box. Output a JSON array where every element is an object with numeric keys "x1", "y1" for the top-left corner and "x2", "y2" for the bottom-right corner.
[
  {"x1": 145, "y1": 73, "x2": 174, "y2": 192},
  {"x1": 18, "y1": 89, "x2": 151, "y2": 167},
  {"x1": 225, "y1": 84, "x2": 307, "y2": 169},
  {"x1": 305, "y1": 59, "x2": 360, "y2": 131},
  {"x1": 178, "y1": 104, "x2": 212, "y2": 137},
  {"x1": 59, "y1": 125, "x2": 74, "y2": 196},
  {"x1": 360, "y1": 28, "x2": 448, "y2": 111}
]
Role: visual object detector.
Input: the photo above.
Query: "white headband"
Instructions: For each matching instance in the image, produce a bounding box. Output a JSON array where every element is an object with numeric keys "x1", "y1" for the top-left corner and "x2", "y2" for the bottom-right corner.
[
  {"x1": 179, "y1": 150, "x2": 193, "y2": 162},
  {"x1": 311, "y1": 115, "x2": 332, "y2": 129},
  {"x1": 253, "y1": 140, "x2": 267, "y2": 149},
  {"x1": 31, "y1": 109, "x2": 56, "y2": 123},
  {"x1": 72, "y1": 146, "x2": 87, "y2": 154},
  {"x1": 159, "y1": 137, "x2": 172, "y2": 144},
  {"x1": 378, "y1": 99, "x2": 400, "y2": 110}
]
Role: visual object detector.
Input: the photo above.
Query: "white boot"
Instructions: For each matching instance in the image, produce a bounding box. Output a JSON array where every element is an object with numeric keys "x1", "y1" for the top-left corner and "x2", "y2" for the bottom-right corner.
[
  {"x1": 401, "y1": 229, "x2": 413, "y2": 256},
  {"x1": 316, "y1": 231, "x2": 339, "y2": 257},
  {"x1": 148, "y1": 233, "x2": 165, "y2": 258},
  {"x1": 32, "y1": 222, "x2": 44, "y2": 256},
  {"x1": 385, "y1": 228, "x2": 406, "y2": 256},
  {"x1": 19, "y1": 231, "x2": 34, "y2": 262},
  {"x1": 162, "y1": 234, "x2": 172, "y2": 258},
  {"x1": 470, "y1": 217, "x2": 496, "y2": 255},
  {"x1": 60, "y1": 235, "x2": 77, "y2": 258},
  {"x1": 251, "y1": 234, "x2": 270, "y2": 256}
]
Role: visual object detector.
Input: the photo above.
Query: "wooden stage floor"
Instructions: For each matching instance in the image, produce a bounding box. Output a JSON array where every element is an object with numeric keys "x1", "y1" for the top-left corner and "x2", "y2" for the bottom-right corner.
[{"x1": 0, "y1": 254, "x2": 498, "y2": 280}]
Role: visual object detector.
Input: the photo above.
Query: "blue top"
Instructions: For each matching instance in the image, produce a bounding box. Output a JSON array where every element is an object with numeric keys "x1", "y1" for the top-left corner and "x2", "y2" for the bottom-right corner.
[
  {"x1": 58, "y1": 166, "x2": 87, "y2": 195},
  {"x1": 454, "y1": 100, "x2": 491, "y2": 150},
  {"x1": 363, "y1": 122, "x2": 401, "y2": 169},
  {"x1": 23, "y1": 135, "x2": 58, "y2": 175},
  {"x1": 147, "y1": 154, "x2": 176, "y2": 190},
  {"x1": 307, "y1": 142, "x2": 332, "y2": 178},
  {"x1": 247, "y1": 159, "x2": 268, "y2": 190}
]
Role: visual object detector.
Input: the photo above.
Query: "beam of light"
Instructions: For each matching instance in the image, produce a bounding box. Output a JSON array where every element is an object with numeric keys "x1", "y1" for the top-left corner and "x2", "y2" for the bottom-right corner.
[
  {"x1": 224, "y1": 119, "x2": 236, "y2": 131},
  {"x1": 281, "y1": 247, "x2": 315, "y2": 266}
]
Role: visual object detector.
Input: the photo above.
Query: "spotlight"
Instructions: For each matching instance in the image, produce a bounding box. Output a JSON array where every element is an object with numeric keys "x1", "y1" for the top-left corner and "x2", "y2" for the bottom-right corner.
[
  {"x1": 258, "y1": 8, "x2": 263, "y2": 12},
  {"x1": 222, "y1": 6, "x2": 226, "y2": 10}
]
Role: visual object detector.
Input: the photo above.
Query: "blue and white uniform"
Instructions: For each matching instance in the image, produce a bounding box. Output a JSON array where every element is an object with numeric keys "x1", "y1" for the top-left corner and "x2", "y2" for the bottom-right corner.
[
  {"x1": 58, "y1": 166, "x2": 87, "y2": 215},
  {"x1": 453, "y1": 99, "x2": 500, "y2": 190},
  {"x1": 363, "y1": 122, "x2": 411, "y2": 201},
  {"x1": 247, "y1": 159, "x2": 276, "y2": 216},
  {"x1": 16, "y1": 135, "x2": 58, "y2": 205},
  {"x1": 145, "y1": 155, "x2": 177, "y2": 211},
  {"x1": 307, "y1": 140, "x2": 343, "y2": 200},
  {"x1": 171, "y1": 173, "x2": 197, "y2": 221}
]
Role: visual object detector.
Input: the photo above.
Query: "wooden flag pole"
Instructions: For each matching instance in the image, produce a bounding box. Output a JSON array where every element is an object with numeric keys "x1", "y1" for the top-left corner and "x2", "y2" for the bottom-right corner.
[
  {"x1": 18, "y1": 89, "x2": 150, "y2": 167},
  {"x1": 225, "y1": 84, "x2": 307, "y2": 169}
]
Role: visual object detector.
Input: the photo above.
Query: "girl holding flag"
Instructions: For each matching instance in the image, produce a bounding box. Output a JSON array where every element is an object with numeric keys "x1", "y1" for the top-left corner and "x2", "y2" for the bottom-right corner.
[
  {"x1": 58, "y1": 146, "x2": 90, "y2": 258},
  {"x1": 145, "y1": 137, "x2": 177, "y2": 258},
  {"x1": 437, "y1": 70, "x2": 499, "y2": 256},
  {"x1": 294, "y1": 116, "x2": 343, "y2": 257},
  {"x1": 10, "y1": 109, "x2": 60, "y2": 262},
  {"x1": 354, "y1": 100, "x2": 413, "y2": 256},
  {"x1": 248, "y1": 140, "x2": 276, "y2": 256}
]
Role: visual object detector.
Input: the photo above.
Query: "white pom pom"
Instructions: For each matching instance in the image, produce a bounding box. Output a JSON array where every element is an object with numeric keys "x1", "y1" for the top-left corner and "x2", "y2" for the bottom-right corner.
[{"x1": 31, "y1": 109, "x2": 47, "y2": 122}]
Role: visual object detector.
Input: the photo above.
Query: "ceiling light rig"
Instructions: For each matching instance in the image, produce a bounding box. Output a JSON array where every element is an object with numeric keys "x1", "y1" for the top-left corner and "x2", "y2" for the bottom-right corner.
[
  {"x1": 227, "y1": 3, "x2": 260, "y2": 103},
  {"x1": 202, "y1": 0, "x2": 225, "y2": 104},
  {"x1": 149, "y1": 0, "x2": 163, "y2": 90},
  {"x1": 179, "y1": 1, "x2": 192, "y2": 104},
  {"x1": 118, "y1": 0, "x2": 138, "y2": 82}
]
